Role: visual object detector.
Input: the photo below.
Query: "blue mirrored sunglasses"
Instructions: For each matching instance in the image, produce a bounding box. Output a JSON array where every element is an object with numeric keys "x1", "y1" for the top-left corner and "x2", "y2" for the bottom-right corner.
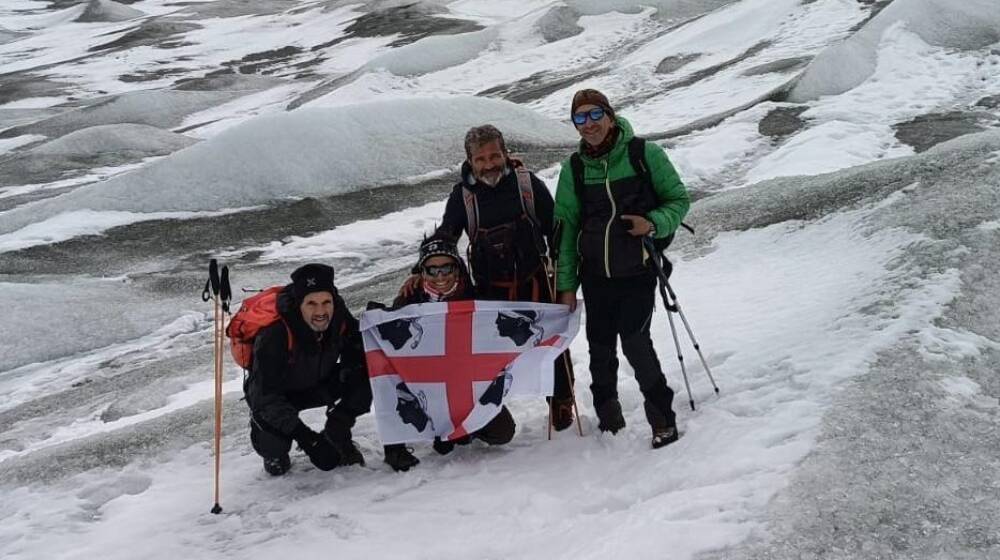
[{"x1": 572, "y1": 107, "x2": 606, "y2": 126}]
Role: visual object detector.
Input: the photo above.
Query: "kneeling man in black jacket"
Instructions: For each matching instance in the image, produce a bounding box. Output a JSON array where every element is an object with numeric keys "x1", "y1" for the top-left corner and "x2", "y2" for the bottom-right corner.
[{"x1": 245, "y1": 264, "x2": 372, "y2": 476}]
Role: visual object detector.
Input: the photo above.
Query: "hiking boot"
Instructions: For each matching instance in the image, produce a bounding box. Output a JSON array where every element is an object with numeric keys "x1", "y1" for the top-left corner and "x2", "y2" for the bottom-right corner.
[
  {"x1": 644, "y1": 400, "x2": 678, "y2": 449},
  {"x1": 432, "y1": 437, "x2": 455, "y2": 455},
  {"x1": 383, "y1": 444, "x2": 420, "y2": 472},
  {"x1": 262, "y1": 454, "x2": 291, "y2": 476},
  {"x1": 549, "y1": 397, "x2": 574, "y2": 432},
  {"x1": 596, "y1": 399, "x2": 626, "y2": 434},
  {"x1": 651, "y1": 426, "x2": 679, "y2": 449}
]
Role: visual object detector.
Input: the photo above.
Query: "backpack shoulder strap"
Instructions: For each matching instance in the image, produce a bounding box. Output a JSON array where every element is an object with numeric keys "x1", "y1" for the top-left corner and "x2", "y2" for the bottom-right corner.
[
  {"x1": 461, "y1": 186, "x2": 479, "y2": 241},
  {"x1": 629, "y1": 136, "x2": 696, "y2": 240},
  {"x1": 514, "y1": 166, "x2": 549, "y2": 262},
  {"x1": 628, "y1": 136, "x2": 652, "y2": 190},
  {"x1": 569, "y1": 153, "x2": 585, "y2": 201},
  {"x1": 514, "y1": 166, "x2": 539, "y2": 227}
]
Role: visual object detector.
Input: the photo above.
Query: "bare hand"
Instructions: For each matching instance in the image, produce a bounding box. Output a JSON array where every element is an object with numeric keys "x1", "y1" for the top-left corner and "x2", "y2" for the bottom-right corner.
[
  {"x1": 557, "y1": 290, "x2": 577, "y2": 313},
  {"x1": 620, "y1": 214, "x2": 653, "y2": 237},
  {"x1": 399, "y1": 274, "x2": 421, "y2": 298}
]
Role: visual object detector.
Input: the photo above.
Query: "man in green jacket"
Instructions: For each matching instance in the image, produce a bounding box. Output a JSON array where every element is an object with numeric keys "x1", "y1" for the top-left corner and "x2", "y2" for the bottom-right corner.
[{"x1": 554, "y1": 89, "x2": 690, "y2": 449}]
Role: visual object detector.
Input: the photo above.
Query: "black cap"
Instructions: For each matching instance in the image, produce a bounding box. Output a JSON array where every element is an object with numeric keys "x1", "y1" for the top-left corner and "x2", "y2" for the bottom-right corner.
[
  {"x1": 418, "y1": 232, "x2": 462, "y2": 269},
  {"x1": 290, "y1": 263, "x2": 335, "y2": 302}
]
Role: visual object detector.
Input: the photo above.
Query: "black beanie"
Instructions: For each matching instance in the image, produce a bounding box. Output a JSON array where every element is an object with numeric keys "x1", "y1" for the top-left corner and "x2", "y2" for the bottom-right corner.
[{"x1": 290, "y1": 263, "x2": 336, "y2": 302}]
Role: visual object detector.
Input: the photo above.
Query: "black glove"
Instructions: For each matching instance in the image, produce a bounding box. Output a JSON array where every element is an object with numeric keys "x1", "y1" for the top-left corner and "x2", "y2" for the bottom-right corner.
[
  {"x1": 324, "y1": 432, "x2": 365, "y2": 466},
  {"x1": 324, "y1": 407, "x2": 356, "y2": 443},
  {"x1": 293, "y1": 423, "x2": 341, "y2": 471}
]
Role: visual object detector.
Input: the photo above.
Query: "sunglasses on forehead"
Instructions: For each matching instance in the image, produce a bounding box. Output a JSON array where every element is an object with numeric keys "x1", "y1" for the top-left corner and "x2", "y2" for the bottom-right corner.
[
  {"x1": 422, "y1": 263, "x2": 458, "y2": 277},
  {"x1": 572, "y1": 107, "x2": 606, "y2": 126}
]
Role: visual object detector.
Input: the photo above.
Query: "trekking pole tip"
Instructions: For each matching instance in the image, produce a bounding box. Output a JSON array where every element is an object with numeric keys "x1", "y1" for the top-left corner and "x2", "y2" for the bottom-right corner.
[
  {"x1": 714, "y1": 387, "x2": 720, "y2": 394},
  {"x1": 211, "y1": 503, "x2": 223, "y2": 515},
  {"x1": 689, "y1": 399, "x2": 696, "y2": 411}
]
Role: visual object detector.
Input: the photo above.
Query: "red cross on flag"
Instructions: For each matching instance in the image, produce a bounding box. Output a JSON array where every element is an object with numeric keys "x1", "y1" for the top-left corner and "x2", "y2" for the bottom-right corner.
[{"x1": 361, "y1": 300, "x2": 581, "y2": 444}]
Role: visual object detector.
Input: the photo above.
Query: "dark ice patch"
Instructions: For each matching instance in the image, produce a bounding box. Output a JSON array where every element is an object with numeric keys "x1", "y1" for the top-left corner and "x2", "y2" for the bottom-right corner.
[
  {"x1": 741, "y1": 56, "x2": 812, "y2": 77},
  {"x1": 479, "y1": 69, "x2": 605, "y2": 104},
  {"x1": 759, "y1": 106, "x2": 809, "y2": 138},
  {"x1": 893, "y1": 111, "x2": 993, "y2": 153},
  {"x1": 655, "y1": 53, "x2": 701, "y2": 75},
  {"x1": 119, "y1": 67, "x2": 193, "y2": 83},
  {"x1": 345, "y1": 3, "x2": 483, "y2": 48},
  {"x1": 975, "y1": 95, "x2": 1000, "y2": 109},
  {"x1": 220, "y1": 45, "x2": 305, "y2": 75},
  {"x1": 89, "y1": 20, "x2": 201, "y2": 52},
  {"x1": 0, "y1": 73, "x2": 73, "y2": 107}
]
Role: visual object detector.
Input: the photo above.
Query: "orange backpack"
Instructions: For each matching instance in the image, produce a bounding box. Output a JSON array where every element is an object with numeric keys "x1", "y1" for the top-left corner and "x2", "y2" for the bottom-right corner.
[{"x1": 226, "y1": 286, "x2": 293, "y2": 369}]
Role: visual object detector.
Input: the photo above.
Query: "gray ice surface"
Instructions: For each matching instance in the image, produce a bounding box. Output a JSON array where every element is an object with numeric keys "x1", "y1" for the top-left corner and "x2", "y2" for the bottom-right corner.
[
  {"x1": 0, "y1": 97, "x2": 575, "y2": 234},
  {"x1": 0, "y1": 124, "x2": 198, "y2": 188},
  {"x1": 695, "y1": 130, "x2": 1000, "y2": 560},
  {"x1": 0, "y1": 90, "x2": 241, "y2": 140},
  {"x1": 790, "y1": 0, "x2": 1000, "y2": 101}
]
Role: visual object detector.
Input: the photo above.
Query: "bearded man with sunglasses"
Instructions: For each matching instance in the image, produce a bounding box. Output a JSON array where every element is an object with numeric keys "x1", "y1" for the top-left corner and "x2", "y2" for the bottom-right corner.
[
  {"x1": 554, "y1": 89, "x2": 690, "y2": 450},
  {"x1": 381, "y1": 233, "x2": 516, "y2": 471}
]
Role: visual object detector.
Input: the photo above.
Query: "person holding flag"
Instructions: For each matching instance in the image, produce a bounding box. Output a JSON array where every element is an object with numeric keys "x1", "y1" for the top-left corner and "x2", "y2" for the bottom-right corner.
[
  {"x1": 378, "y1": 233, "x2": 516, "y2": 472},
  {"x1": 365, "y1": 234, "x2": 580, "y2": 467}
]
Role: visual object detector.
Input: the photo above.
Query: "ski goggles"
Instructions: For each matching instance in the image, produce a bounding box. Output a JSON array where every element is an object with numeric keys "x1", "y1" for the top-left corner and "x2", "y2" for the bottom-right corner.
[
  {"x1": 572, "y1": 107, "x2": 606, "y2": 126},
  {"x1": 422, "y1": 263, "x2": 458, "y2": 277}
]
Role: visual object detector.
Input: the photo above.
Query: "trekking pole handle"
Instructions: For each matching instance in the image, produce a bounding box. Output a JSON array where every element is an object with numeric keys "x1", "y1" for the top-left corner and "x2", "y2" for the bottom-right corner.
[
  {"x1": 642, "y1": 237, "x2": 666, "y2": 280},
  {"x1": 208, "y1": 259, "x2": 221, "y2": 296},
  {"x1": 220, "y1": 266, "x2": 232, "y2": 312}
]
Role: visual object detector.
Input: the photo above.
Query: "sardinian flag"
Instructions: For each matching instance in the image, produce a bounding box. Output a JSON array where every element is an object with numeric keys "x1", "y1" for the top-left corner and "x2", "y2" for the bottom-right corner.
[{"x1": 361, "y1": 300, "x2": 581, "y2": 444}]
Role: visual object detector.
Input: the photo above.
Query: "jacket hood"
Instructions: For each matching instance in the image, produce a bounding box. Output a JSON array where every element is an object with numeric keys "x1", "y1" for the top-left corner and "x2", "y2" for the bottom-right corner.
[{"x1": 577, "y1": 116, "x2": 635, "y2": 165}]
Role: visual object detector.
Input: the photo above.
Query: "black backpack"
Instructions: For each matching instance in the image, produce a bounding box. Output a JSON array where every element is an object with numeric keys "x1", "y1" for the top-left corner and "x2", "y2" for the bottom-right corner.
[{"x1": 569, "y1": 136, "x2": 693, "y2": 252}]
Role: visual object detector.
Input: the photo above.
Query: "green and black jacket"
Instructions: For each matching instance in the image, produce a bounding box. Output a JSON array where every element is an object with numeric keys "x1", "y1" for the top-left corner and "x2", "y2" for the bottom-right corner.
[{"x1": 553, "y1": 117, "x2": 690, "y2": 292}]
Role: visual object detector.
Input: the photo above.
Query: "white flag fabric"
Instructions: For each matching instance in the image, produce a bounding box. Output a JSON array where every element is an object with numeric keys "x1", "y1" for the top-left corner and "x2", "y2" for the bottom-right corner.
[{"x1": 361, "y1": 300, "x2": 581, "y2": 444}]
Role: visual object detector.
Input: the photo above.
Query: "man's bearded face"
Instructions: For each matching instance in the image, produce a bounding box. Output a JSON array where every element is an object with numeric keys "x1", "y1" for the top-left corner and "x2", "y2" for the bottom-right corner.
[{"x1": 470, "y1": 139, "x2": 507, "y2": 187}]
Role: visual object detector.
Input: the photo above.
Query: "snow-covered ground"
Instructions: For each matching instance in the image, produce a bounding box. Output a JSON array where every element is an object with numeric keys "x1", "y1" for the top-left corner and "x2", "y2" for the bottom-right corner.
[{"x1": 2, "y1": 0, "x2": 999, "y2": 558}]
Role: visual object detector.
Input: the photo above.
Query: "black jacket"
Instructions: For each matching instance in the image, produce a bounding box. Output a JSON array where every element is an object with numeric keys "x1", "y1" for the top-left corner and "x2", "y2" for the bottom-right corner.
[
  {"x1": 439, "y1": 161, "x2": 553, "y2": 285},
  {"x1": 245, "y1": 286, "x2": 372, "y2": 436}
]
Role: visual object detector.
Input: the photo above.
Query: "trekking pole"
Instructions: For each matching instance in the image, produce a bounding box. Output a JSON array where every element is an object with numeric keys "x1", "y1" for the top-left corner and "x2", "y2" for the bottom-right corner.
[
  {"x1": 546, "y1": 221, "x2": 583, "y2": 438},
  {"x1": 642, "y1": 237, "x2": 720, "y2": 410},
  {"x1": 202, "y1": 260, "x2": 228, "y2": 515}
]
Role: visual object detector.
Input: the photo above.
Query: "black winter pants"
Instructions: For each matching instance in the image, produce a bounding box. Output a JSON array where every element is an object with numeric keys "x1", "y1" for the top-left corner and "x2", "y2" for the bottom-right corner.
[
  {"x1": 580, "y1": 273, "x2": 676, "y2": 425},
  {"x1": 249, "y1": 393, "x2": 340, "y2": 460}
]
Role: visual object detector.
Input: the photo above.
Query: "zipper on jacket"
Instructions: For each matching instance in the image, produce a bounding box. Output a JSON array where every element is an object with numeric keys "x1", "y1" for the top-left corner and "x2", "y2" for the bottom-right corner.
[{"x1": 603, "y1": 160, "x2": 614, "y2": 278}]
